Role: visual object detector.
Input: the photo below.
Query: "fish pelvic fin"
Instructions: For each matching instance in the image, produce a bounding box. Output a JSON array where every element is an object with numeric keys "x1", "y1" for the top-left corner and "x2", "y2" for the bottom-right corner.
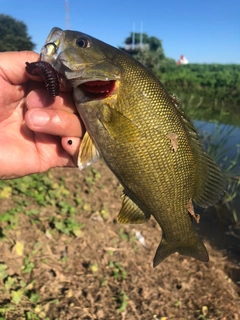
[
  {"x1": 153, "y1": 235, "x2": 209, "y2": 267},
  {"x1": 117, "y1": 192, "x2": 150, "y2": 224},
  {"x1": 78, "y1": 132, "x2": 100, "y2": 170}
]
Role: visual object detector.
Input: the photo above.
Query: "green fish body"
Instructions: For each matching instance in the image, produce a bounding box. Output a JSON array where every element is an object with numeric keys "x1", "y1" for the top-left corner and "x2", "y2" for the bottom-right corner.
[{"x1": 41, "y1": 28, "x2": 226, "y2": 266}]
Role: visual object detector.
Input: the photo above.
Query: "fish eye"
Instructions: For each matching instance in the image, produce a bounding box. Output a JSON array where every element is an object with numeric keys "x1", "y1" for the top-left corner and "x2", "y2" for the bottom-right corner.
[{"x1": 76, "y1": 38, "x2": 90, "y2": 48}]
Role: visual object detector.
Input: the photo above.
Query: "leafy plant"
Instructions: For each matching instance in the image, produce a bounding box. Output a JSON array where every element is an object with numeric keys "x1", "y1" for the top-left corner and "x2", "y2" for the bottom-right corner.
[
  {"x1": 50, "y1": 215, "x2": 84, "y2": 236},
  {"x1": 0, "y1": 207, "x2": 21, "y2": 230},
  {"x1": 109, "y1": 261, "x2": 127, "y2": 280},
  {"x1": 22, "y1": 256, "x2": 35, "y2": 274},
  {"x1": 0, "y1": 263, "x2": 8, "y2": 280},
  {"x1": 116, "y1": 289, "x2": 128, "y2": 313}
]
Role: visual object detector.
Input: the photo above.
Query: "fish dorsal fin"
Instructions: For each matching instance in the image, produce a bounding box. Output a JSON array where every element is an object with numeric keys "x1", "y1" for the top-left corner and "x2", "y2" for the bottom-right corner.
[
  {"x1": 78, "y1": 132, "x2": 100, "y2": 170},
  {"x1": 172, "y1": 101, "x2": 226, "y2": 207},
  {"x1": 169, "y1": 93, "x2": 181, "y2": 107},
  {"x1": 117, "y1": 193, "x2": 151, "y2": 224}
]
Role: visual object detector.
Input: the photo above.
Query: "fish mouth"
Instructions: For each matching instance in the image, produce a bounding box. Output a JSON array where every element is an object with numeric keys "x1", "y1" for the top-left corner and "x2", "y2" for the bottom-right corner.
[{"x1": 80, "y1": 80, "x2": 116, "y2": 99}]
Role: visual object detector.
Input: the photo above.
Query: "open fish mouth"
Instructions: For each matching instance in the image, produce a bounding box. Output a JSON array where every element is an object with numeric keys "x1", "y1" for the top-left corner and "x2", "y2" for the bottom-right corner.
[
  {"x1": 80, "y1": 80, "x2": 116, "y2": 99},
  {"x1": 25, "y1": 61, "x2": 116, "y2": 100}
]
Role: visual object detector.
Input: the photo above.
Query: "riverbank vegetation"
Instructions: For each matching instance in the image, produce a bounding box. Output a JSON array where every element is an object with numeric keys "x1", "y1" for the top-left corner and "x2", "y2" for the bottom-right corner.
[
  {"x1": 161, "y1": 63, "x2": 240, "y2": 125},
  {"x1": 122, "y1": 33, "x2": 240, "y2": 126}
]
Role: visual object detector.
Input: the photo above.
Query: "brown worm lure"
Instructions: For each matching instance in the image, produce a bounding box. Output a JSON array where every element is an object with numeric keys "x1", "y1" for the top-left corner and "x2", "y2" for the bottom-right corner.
[{"x1": 25, "y1": 61, "x2": 61, "y2": 96}]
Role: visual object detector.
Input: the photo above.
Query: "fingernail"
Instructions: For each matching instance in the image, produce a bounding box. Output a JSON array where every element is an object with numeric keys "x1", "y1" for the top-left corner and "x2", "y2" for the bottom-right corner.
[
  {"x1": 29, "y1": 110, "x2": 50, "y2": 126},
  {"x1": 27, "y1": 89, "x2": 54, "y2": 108}
]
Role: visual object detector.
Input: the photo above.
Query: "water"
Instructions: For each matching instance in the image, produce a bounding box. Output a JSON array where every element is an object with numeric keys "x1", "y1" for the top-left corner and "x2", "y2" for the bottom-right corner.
[
  {"x1": 194, "y1": 120, "x2": 240, "y2": 174},
  {"x1": 194, "y1": 120, "x2": 240, "y2": 221}
]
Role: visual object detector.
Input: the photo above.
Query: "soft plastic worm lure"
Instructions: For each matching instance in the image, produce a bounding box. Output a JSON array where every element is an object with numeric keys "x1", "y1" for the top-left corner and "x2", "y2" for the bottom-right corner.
[{"x1": 25, "y1": 61, "x2": 61, "y2": 96}]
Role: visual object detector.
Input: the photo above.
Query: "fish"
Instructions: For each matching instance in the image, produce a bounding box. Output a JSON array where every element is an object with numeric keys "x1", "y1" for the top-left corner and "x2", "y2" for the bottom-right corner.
[{"x1": 39, "y1": 27, "x2": 226, "y2": 266}]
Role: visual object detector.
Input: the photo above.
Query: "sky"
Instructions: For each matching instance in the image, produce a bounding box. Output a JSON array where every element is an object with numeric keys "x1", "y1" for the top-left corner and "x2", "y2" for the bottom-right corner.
[{"x1": 1, "y1": 0, "x2": 239, "y2": 64}]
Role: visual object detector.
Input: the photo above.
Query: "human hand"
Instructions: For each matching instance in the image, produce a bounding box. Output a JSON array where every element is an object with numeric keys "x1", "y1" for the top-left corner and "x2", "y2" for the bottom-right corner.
[{"x1": 0, "y1": 51, "x2": 83, "y2": 179}]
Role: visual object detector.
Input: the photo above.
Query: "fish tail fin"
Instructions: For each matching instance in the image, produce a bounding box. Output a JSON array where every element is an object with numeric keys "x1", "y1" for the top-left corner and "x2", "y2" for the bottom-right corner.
[{"x1": 153, "y1": 235, "x2": 209, "y2": 267}]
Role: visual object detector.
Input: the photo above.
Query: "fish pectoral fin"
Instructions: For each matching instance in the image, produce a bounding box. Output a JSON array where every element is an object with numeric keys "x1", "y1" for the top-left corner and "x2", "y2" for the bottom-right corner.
[
  {"x1": 97, "y1": 104, "x2": 139, "y2": 142},
  {"x1": 117, "y1": 193, "x2": 150, "y2": 224},
  {"x1": 78, "y1": 132, "x2": 100, "y2": 170},
  {"x1": 153, "y1": 235, "x2": 209, "y2": 267}
]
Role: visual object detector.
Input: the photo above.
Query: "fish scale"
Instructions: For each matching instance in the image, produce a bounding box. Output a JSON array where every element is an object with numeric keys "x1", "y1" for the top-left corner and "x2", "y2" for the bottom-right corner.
[{"x1": 40, "y1": 28, "x2": 226, "y2": 266}]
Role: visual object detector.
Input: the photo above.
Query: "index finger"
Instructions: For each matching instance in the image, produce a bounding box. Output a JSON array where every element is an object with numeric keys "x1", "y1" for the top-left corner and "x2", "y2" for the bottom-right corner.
[
  {"x1": 26, "y1": 89, "x2": 77, "y2": 114},
  {"x1": 0, "y1": 51, "x2": 40, "y2": 84}
]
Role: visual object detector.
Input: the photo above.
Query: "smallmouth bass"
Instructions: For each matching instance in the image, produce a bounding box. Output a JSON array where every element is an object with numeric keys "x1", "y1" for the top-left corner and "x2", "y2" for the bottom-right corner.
[{"x1": 38, "y1": 28, "x2": 226, "y2": 266}]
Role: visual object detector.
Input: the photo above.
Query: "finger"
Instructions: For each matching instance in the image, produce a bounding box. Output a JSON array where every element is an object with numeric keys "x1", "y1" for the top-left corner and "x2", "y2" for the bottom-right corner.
[
  {"x1": 0, "y1": 51, "x2": 39, "y2": 84},
  {"x1": 25, "y1": 108, "x2": 84, "y2": 137},
  {"x1": 61, "y1": 137, "x2": 81, "y2": 166},
  {"x1": 26, "y1": 89, "x2": 76, "y2": 113},
  {"x1": 26, "y1": 81, "x2": 47, "y2": 95}
]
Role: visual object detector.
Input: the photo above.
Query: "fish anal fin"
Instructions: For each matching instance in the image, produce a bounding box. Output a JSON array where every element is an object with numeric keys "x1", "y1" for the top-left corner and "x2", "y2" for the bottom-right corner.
[
  {"x1": 117, "y1": 193, "x2": 150, "y2": 224},
  {"x1": 78, "y1": 132, "x2": 100, "y2": 170},
  {"x1": 153, "y1": 235, "x2": 209, "y2": 267}
]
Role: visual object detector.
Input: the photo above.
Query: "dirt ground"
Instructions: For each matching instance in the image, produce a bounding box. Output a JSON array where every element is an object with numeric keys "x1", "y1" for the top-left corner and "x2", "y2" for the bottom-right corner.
[{"x1": 0, "y1": 162, "x2": 240, "y2": 319}]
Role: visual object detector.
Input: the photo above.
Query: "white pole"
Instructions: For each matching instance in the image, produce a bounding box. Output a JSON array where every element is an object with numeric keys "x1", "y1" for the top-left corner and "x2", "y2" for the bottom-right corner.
[
  {"x1": 132, "y1": 22, "x2": 135, "y2": 50},
  {"x1": 140, "y1": 22, "x2": 143, "y2": 48},
  {"x1": 65, "y1": 0, "x2": 70, "y2": 29}
]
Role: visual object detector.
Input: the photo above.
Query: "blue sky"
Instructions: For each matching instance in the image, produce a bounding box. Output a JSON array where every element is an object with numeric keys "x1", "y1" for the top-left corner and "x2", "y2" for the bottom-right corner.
[{"x1": 1, "y1": 0, "x2": 239, "y2": 64}]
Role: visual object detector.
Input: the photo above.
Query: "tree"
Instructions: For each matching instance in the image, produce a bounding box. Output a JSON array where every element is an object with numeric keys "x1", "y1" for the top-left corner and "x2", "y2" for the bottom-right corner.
[
  {"x1": 124, "y1": 32, "x2": 165, "y2": 57},
  {"x1": 121, "y1": 32, "x2": 175, "y2": 77},
  {"x1": 124, "y1": 32, "x2": 150, "y2": 46},
  {"x1": 0, "y1": 14, "x2": 35, "y2": 51}
]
